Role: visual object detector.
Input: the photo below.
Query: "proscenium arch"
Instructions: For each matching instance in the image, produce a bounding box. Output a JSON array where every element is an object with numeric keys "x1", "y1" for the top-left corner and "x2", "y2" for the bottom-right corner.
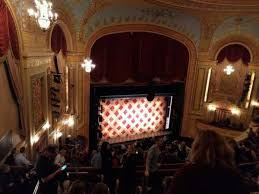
[
  {"x1": 84, "y1": 24, "x2": 198, "y2": 137},
  {"x1": 48, "y1": 20, "x2": 74, "y2": 52},
  {"x1": 209, "y1": 35, "x2": 257, "y2": 63}
]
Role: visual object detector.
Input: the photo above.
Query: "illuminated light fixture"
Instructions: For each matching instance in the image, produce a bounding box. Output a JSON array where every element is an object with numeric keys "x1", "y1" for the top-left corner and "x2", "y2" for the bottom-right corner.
[
  {"x1": 245, "y1": 72, "x2": 255, "y2": 108},
  {"x1": 32, "y1": 135, "x2": 39, "y2": 144},
  {"x1": 224, "y1": 65, "x2": 235, "y2": 75},
  {"x1": 63, "y1": 116, "x2": 75, "y2": 127},
  {"x1": 81, "y1": 58, "x2": 96, "y2": 73},
  {"x1": 207, "y1": 103, "x2": 217, "y2": 111},
  {"x1": 27, "y1": 0, "x2": 58, "y2": 30},
  {"x1": 231, "y1": 107, "x2": 241, "y2": 116},
  {"x1": 42, "y1": 121, "x2": 51, "y2": 130},
  {"x1": 251, "y1": 100, "x2": 259, "y2": 107},
  {"x1": 54, "y1": 131, "x2": 63, "y2": 139},
  {"x1": 204, "y1": 68, "x2": 212, "y2": 102}
]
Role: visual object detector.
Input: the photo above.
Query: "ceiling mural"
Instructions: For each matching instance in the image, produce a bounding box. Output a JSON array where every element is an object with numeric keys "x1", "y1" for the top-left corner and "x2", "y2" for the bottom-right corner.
[
  {"x1": 82, "y1": 3, "x2": 201, "y2": 47},
  {"x1": 53, "y1": 0, "x2": 92, "y2": 32},
  {"x1": 212, "y1": 16, "x2": 259, "y2": 45}
]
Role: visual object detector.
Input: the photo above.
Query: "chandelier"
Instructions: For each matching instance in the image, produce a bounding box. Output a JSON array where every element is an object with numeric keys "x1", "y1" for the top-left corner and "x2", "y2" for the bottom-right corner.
[
  {"x1": 81, "y1": 58, "x2": 96, "y2": 73},
  {"x1": 27, "y1": 0, "x2": 58, "y2": 30},
  {"x1": 224, "y1": 64, "x2": 235, "y2": 75}
]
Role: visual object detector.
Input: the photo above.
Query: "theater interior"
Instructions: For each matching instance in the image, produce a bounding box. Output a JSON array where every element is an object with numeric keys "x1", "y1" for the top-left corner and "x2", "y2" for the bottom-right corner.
[{"x1": 0, "y1": 0, "x2": 259, "y2": 194}]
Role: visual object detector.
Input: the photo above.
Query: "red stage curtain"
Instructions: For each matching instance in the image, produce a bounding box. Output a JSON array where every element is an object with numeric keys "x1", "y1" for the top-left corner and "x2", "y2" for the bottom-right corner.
[
  {"x1": 90, "y1": 32, "x2": 189, "y2": 83},
  {"x1": 51, "y1": 24, "x2": 67, "y2": 55},
  {"x1": 217, "y1": 44, "x2": 250, "y2": 65},
  {"x1": 0, "y1": 0, "x2": 19, "y2": 59}
]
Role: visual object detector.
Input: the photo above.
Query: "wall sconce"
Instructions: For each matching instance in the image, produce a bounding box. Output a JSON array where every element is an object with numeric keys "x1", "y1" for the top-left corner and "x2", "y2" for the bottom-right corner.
[
  {"x1": 230, "y1": 107, "x2": 241, "y2": 116},
  {"x1": 207, "y1": 104, "x2": 217, "y2": 111},
  {"x1": 224, "y1": 65, "x2": 235, "y2": 75},
  {"x1": 42, "y1": 121, "x2": 51, "y2": 130},
  {"x1": 63, "y1": 116, "x2": 75, "y2": 127},
  {"x1": 251, "y1": 100, "x2": 259, "y2": 107},
  {"x1": 53, "y1": 130, "x2": 63, "y2": 140},
  {"x1": 32, "y1": 135, "x2": 39, "y2": 144}
]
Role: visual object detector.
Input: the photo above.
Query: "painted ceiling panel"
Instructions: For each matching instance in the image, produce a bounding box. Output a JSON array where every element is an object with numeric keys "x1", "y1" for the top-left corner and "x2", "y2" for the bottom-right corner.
[
  {"x1": 84, "y1": 3, "x2": 201, "y2": 47},
  {"x1": 212, "y1": 16, "x2": 259, "y2": 44}
]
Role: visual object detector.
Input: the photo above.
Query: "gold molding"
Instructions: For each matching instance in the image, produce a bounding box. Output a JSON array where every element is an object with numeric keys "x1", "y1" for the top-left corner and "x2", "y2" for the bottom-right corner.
[{"x1": 24, "y1": 57, "x2": 52, "y2": 69}]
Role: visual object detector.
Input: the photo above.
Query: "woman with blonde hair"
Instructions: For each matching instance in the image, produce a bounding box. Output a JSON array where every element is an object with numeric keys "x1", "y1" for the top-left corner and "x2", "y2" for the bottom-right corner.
[{"x1": 167, "y1": 129, "x2": 250, "y2": 194}]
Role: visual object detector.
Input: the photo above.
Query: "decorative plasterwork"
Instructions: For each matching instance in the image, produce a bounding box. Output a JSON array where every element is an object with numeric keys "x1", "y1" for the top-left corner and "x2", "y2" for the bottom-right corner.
[
  {"x1": 199, "y1": 16, "x2": 225, "y2": 52},
  {"x1": 83, "y1": 4, "x2": 201, "y2": 47},
  {"x1": 144, "y1": 0, "x2": 259, "y2": 12},
  {"x1": 212, "y1": 16, "x2": 259, "y2": 45},
  {"x1": 24, "y1": 57, "x2": 52, "y2": 69}
]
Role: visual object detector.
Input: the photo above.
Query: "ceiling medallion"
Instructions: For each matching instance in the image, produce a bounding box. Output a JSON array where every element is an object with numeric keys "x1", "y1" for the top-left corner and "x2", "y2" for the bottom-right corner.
[
  {"x1": 224, "y1": 65, "x2": 235, "y2": 75},
  {"x1": 27, "y1": 0, "x2": 58, "y2": 30}
]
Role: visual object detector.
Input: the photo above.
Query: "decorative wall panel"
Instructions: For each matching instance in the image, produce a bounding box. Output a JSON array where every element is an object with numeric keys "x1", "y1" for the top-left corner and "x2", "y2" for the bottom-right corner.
[
  {"x1": 100, "y1": 96, "x2": 167, "y2": 140},
  {"x1": 31, "y1": 75, "x2": 45, "y2": 132}
]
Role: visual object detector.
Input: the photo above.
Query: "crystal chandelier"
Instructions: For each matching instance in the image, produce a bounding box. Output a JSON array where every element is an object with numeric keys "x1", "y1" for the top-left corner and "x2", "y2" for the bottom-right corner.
[
  {"x1": 223, "y1": 64, "x2": 235, "y2": 75},
  {"x1": 27, "y1": 0, "x2": 58, "y2": 30},
  {"x1": 81, "y1": 58, "x2": 96, "y2": 73}
]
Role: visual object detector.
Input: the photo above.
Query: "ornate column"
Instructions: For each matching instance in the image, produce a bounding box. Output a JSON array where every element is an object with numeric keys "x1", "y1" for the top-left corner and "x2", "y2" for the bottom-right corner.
[{"x1": 66, "y1": 52, "x2": 89, "y2": 142}]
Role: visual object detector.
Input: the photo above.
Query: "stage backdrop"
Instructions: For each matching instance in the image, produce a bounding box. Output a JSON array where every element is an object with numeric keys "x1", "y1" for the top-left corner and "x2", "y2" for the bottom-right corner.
[{"x1": 100, "y1": 96, "x2": 167, "y2": 141}]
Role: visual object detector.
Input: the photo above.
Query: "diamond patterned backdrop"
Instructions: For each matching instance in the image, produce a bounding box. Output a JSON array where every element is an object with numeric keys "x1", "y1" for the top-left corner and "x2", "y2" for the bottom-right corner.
[{"x1": 100, "y1": 96, "x2": 167, "y2": 140}]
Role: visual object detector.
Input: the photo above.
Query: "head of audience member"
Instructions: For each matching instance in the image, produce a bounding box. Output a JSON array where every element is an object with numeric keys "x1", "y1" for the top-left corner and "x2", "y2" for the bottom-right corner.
[
  {"x1": 68, "y1": 180, "x2": 87, "y2": 194},
  {"x1": 20, "y1": 147, "x2": 26, "y2": 154},
  {"x1": 92, "y1": 183, "x2": 110, "y2": 194},
  {"x1": 92, "y1": 150, "x2": 97, "y2": 156},
  {"x1": 101, "y1": 142, "x2": 111, "y2": 154},
  {"x1": 154, "y1": 136, "x2": 163, "y2": 148},
  {"x1": 190, "y1": 130, "x2": 234, "y2": 168},
  {"x1": 127, "y1": 144, "x2": 135, "y2": 155},
  {"x1": 11, "y1": 148, "x2": 16, "y2": 155},
  {"x1": 0, "y1": 164, "x2": 10, "y2": 174},
  {"x1": 43, "y1": 145, "x2": 57, "y2": 162},
  {"x1": 165, "y1": 142, "x2": 172, "y2": 152},
  {"x1": 60, "y1": 148, "x2": 67, "y2": 157}
]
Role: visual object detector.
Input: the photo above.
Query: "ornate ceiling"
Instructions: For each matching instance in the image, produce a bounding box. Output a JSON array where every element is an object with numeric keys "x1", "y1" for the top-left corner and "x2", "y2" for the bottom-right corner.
[
  {"x1": 190, "y1": 0, "x2": 259, "y2": 6},
  {"x1": 145, "y1": 0, "x2": 259, "y2": 11}
]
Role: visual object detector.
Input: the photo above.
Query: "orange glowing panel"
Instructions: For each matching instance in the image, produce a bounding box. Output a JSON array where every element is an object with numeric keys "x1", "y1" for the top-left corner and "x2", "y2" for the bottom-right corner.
[{"x1": 100, "y1": 97, "x2": 167, "y2": 140}]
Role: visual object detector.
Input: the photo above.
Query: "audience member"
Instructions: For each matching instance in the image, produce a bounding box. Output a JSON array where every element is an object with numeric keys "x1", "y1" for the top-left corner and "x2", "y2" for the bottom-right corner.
[
  {"x1": 68, "y1": 180, "x2": 87, "y2": 194},
  {"x1": 101, "y1": 142, "x2": 113, "y2": 192},
  {"x1": 92, "y1": 183, "x2": 110, "y2": 194},
  {"x1": 55, "y1": 148, "x2": 67, "y2": 166},
  {"x1": 91, "y1": 147, "x2": 102, "y2": 169},
  {"x1": 15, "y1": 147, "x2": 32, "y2": 168},
  {"x1": 0, "y1": 164, "x2": 13, "y2": 194},
  {"x1": 145, "y1": 136, "x2": 163, "y2": 194},
  {"x1": 5, "y1": 148, "x2": 16, "y2": 166},
  {"x1": 167, "y1": 130, "x2": 252, "y2": 194},
  {"x1": 36, "y1": 145, "x2": 61, "y2": 194},
  {"x1": 119, "y1": 144, "x2": 137, "y2": 194}
]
